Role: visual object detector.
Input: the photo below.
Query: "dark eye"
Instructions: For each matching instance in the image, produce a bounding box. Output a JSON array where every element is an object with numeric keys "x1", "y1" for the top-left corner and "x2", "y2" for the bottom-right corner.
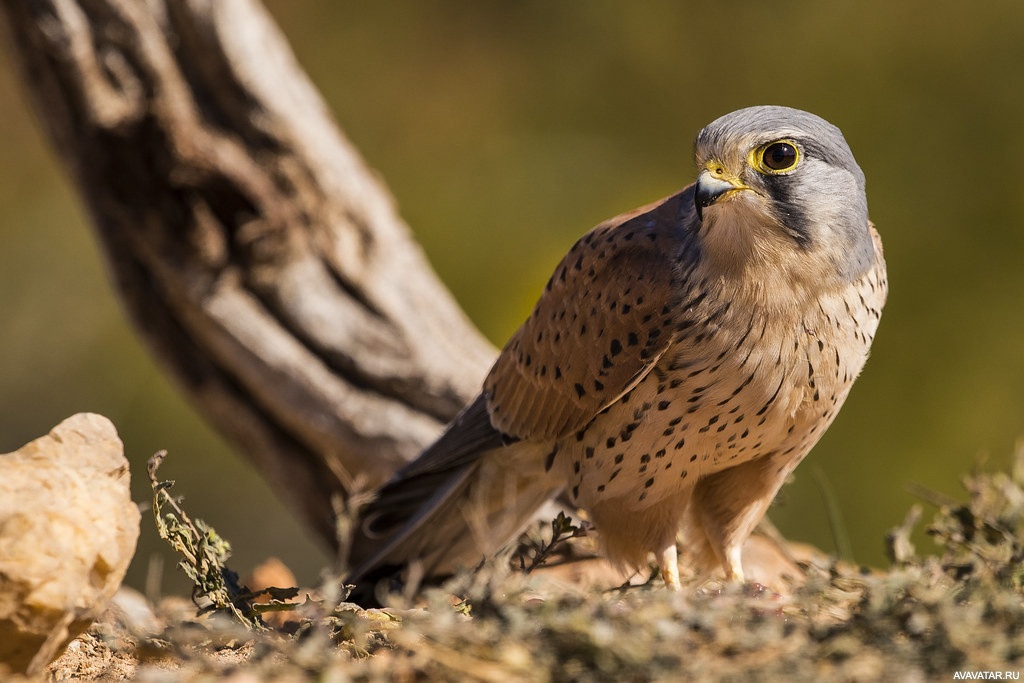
[{"x1": 760, "y1": 141, "x2": 799, "y2": 172}]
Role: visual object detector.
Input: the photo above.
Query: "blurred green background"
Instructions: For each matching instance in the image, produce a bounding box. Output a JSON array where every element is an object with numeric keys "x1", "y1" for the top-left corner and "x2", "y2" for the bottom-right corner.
[{"x1": 2, "y1": 1, "x2": 1023, "y2": 593}]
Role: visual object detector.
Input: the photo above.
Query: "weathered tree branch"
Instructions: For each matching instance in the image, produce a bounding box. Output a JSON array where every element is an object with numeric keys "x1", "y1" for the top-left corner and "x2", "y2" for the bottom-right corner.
[{"x1": 0, "y1": 0, "x2": 496, "y2": 548}]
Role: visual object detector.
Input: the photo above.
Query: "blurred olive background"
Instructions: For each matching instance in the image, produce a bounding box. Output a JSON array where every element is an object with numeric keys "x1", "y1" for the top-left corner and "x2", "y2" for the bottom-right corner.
[{"x1": 2, "y1": 1, "x2": 1024, "y2": 593}]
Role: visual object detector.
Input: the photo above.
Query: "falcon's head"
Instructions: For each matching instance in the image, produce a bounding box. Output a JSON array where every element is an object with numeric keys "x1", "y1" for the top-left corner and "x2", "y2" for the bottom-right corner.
[{"x1": 691, "y1": 105, "x2": 876, "y2": 285}]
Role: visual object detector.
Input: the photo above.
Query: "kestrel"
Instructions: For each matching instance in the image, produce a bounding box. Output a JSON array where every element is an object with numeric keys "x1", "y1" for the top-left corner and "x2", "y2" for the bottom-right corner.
[{"x1": 348, "y1": 105, "x2": 887, "y2": 594}]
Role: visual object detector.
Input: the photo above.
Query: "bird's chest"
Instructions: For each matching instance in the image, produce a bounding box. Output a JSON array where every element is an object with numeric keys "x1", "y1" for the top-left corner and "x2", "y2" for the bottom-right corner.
[{"x1": 560, "y1": 282, "x2": 882, "y2": 511}]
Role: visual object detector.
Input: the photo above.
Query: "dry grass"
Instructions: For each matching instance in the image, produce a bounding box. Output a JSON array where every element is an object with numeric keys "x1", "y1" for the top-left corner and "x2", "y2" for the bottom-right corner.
[{"x1": 39, "y1": 449, "x2": 1024, "y2": 681}]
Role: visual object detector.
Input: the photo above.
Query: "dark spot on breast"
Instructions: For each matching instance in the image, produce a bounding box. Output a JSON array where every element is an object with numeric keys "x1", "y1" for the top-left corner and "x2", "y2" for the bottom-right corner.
[
  {"x1": 544, "y1": 446, "x2": 558, "y2": 472},
  {"x1": 614, "y1": 453, "x2": 624, "y2": 464},
  {"x1": 574, "y1": 383, "x2": 585, "y2": 398},
  {"x1": 628, "y1": 332, "x2": 640, "y2": 346},
  {"x1": 756, "y1": 377, "x2": 785, "y2": 416},
  {"x1": 644, "y1": 477, "x2": 655, "y2": 488}
]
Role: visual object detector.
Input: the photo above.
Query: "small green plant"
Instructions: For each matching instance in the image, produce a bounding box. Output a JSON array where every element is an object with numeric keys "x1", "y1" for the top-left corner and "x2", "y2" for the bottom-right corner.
[
  {"x1": 147, "y1": 451, "x2": 297, "y2": 629},
  {"x1": 517, "y1": 511, "x2": 590, "y2": 574}
]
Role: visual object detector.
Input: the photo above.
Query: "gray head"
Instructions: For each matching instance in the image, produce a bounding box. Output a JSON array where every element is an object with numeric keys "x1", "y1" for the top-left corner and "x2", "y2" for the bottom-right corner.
[{"x1": 691, "y1": 105, "x2": 874, "y2": 283}]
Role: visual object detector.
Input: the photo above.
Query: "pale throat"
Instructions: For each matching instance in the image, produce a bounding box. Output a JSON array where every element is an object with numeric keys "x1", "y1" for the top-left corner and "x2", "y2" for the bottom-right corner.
[{"x1": 696, "y1": 196, "x2": 843, "y2": 307}]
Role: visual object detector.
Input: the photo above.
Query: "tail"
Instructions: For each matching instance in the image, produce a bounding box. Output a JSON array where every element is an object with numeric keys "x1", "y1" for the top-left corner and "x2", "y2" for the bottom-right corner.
[{"x1": 344, "y1": 395, "x2": 562, "y2": 599}]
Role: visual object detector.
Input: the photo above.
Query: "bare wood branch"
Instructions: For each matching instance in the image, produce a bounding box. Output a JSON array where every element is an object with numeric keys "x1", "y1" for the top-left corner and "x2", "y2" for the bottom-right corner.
[{"x1": 0, "y1": 0, "x2": 496, "y2": 548}]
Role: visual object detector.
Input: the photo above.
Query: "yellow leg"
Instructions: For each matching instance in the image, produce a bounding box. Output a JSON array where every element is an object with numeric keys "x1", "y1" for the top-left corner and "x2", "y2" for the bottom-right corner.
[
  {"x1": 657, "y1": 543, "x2": 681, "y2": 590},
  {"x1": 723, "y1": 543, "x2": 745, "y2": 583}
]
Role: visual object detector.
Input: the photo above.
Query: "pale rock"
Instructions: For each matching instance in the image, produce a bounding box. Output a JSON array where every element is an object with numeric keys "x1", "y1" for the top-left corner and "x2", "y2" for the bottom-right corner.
[{"x1": 0, "y1": 413, "x2": 140, "y2": 676}]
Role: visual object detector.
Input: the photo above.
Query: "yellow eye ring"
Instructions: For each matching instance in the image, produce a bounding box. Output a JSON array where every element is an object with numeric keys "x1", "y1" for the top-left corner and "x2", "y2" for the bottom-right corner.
[{"x1": 751, "y1": 140, "x2": 801, "y2": 174}]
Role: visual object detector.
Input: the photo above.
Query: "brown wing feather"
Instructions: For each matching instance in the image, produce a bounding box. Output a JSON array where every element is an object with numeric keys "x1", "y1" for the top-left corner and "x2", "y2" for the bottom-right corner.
[{"x1": 484, "y1": 189, "x2": 694, "y2": 441}]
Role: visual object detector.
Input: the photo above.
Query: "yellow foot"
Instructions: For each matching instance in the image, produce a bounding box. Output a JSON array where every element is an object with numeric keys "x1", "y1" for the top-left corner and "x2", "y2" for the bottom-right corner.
[
  {"x1": 724, "y1": 545, "x2": 745, "y2": 584},
  {"x1": 657, "y1": 544, "x2": 680, "y2": 590}
]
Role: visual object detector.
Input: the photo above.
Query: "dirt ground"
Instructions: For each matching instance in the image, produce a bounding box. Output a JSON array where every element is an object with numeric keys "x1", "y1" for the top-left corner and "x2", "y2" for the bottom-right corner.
[{"x1": 19, "y1": 456, "x2": 1024, "y2": 682}]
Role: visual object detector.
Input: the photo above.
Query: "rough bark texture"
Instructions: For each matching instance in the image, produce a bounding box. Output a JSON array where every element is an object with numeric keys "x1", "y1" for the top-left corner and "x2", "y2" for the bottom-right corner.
[{"x1": 0, "y1": 0, "x2": 496, "y2": 549}]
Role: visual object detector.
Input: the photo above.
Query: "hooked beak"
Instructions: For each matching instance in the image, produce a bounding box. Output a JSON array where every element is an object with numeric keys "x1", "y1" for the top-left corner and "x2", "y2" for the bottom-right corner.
[{"x1": 695, "y1": 169, "x2": 747, "y2": 221}]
